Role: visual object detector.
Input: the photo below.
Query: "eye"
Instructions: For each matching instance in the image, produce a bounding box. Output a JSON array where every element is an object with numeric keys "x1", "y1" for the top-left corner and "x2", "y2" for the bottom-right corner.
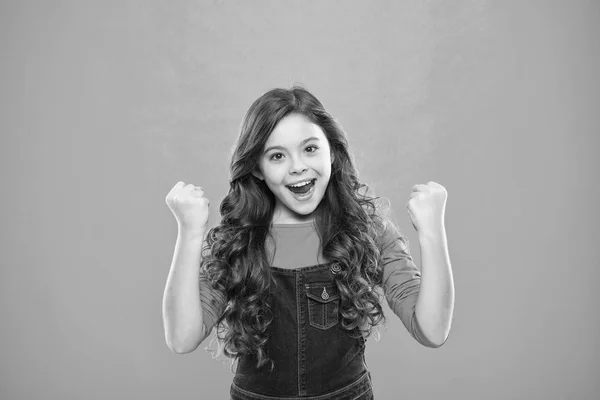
[
  {"x1": 306, "y1": 145, "x2": 318, "y2": 153},
  {"x1": 269, "y1": 152, "x2": 284, "y2": 161}
]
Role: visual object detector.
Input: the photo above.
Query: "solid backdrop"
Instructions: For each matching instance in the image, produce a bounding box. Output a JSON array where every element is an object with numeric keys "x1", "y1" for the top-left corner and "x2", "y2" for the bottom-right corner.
[{"x1": 1, "y1": 1, "x2": 598, "y2": 399}]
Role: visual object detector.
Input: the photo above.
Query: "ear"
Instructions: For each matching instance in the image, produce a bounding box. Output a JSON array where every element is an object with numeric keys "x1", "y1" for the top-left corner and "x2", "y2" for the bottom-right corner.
[
  {"x1": 330, "y1": 149, "x2": 335, "y2": 164},
  {"x1": 252, "y1": 168, "x2": 264, "y2": 181}
]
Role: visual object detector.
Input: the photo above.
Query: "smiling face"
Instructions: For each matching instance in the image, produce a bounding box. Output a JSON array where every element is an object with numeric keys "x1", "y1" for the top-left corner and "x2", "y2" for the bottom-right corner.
[{"x1": 252, "y1": 113, "x2": 334, "y2": 225}]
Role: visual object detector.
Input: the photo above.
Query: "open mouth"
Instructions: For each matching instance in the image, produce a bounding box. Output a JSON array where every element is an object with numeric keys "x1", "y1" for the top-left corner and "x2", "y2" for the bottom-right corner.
[{"x1": 286, "y1": 179, "x2": 316, "y2": 195}]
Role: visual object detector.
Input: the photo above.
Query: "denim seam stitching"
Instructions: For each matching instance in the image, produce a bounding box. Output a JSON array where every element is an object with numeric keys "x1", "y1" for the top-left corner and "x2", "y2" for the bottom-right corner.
[
  {"x1": 231, "y1": 371, "x2": 370, "y2": 400},
  {"x1": 296, "y1": 272, "x2": 302, "y2": 396}
]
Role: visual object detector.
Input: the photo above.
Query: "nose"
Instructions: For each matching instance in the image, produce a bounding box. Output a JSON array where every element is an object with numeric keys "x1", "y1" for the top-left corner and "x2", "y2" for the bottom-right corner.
[{"x1": 289, "y1": 155, "x2": 308, "y2": 174}]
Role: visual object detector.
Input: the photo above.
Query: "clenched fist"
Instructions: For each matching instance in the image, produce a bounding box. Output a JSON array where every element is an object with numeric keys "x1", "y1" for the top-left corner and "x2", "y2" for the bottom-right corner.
[
  {"x1": 406, "y1": 181, "x2": 447, "y2": 236},
  {"x1": 165, "y1": 181, "x2": 210, "y2": 234}
]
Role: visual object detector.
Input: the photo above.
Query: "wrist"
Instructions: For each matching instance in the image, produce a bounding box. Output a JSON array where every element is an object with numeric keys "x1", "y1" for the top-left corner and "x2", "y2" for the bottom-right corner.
[
  {"x1": 418, "y1": 225, "x2": 446, "y2": 242},
  {"x1": 178, "y1": 226, "x2": 207, "y2": 241}
]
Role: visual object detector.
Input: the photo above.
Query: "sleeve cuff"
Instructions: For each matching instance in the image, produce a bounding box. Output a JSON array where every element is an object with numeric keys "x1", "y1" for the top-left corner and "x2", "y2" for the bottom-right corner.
[{"x1": 413, "y1": 312, "x2": 449, "y2": 348}]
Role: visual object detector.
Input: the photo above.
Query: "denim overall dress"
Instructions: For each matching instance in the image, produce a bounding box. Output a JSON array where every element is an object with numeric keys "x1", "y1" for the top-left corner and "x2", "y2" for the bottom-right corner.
[{"x1": 230, "y1": 262, "x2": 374, "y2": 400}]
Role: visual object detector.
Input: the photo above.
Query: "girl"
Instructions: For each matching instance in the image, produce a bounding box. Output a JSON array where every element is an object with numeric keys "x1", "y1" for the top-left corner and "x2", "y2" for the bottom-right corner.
[{"x1": 163, "y1": 86, "x2": 454, "y2": 400}]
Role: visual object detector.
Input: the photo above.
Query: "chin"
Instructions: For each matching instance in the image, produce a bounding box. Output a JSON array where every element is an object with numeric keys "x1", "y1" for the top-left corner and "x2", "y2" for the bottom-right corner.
[{"x1": 280, "y1": 201, "x2": 318, "y2": 220}]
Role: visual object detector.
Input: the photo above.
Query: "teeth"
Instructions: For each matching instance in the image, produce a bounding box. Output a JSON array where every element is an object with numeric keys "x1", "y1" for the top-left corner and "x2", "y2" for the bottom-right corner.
[{"x1": 288, "y1": 179, "x2": 313, "y2": 188}]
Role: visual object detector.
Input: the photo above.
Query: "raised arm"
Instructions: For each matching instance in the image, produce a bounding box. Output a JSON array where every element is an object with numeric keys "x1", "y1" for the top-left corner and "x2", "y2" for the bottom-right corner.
[
  {"x1": 408, "y1": 181, "x2": 454, "y2": 346},
  {"x1": 163, "y1": 181, "x2": 212, "y2": 354}
]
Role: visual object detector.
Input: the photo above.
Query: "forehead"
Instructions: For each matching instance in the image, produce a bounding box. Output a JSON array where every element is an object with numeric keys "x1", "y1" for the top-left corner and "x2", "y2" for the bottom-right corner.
[{"x1": 265, "y1": 114, "x2": 326, "y2": 145}]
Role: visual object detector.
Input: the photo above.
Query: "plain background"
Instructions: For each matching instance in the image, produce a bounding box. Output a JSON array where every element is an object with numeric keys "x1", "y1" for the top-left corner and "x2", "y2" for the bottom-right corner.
[{"x1": 1, "y1": 1, "x2": 599, "y2": 399}]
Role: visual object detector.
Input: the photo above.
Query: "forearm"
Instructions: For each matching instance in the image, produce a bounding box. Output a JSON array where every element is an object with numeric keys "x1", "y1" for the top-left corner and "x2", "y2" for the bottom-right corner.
[
  {"x1": 414, "y1": 226, "x2": 455, "y2": 346},
  {"x1": 162, "y1": 228, "x2": 206, "y2": 353}
]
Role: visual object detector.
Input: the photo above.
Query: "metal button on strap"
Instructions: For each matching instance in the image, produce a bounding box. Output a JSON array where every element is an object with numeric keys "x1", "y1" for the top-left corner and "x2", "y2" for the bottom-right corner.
[
  {"x1": 330, "y1": 264, "x2": 341, "y2": 275},
  {"x1": 321, "y1": 287, "x2": 329, "y2": 300}
]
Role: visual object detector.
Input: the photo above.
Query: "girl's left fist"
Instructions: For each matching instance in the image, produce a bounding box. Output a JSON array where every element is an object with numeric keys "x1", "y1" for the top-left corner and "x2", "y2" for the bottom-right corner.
[{"x1": 406, "y1": 181, "x2": 447, "y2": 235}]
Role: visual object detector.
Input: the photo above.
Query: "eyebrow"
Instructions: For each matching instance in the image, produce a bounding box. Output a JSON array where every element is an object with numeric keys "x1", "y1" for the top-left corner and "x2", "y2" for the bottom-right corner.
[{"x1": 263, "y1": 137, "x2": 321, "y2": 155}]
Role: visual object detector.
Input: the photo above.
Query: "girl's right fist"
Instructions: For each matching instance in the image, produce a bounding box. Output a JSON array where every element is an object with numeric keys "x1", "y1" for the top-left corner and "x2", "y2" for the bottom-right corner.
[{"x1": 165, "y1": 181, "x2": 210, "y2": 233}]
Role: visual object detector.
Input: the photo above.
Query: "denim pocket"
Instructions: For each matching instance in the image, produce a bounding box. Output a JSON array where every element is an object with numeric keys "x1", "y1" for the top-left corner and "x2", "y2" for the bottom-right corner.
[{"x1": 305, "y1": 282, "x2": 340, "y2": 330}]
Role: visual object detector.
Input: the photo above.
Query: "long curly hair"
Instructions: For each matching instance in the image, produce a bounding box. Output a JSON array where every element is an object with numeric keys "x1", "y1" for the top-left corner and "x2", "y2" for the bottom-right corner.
[{"x1": 201, "y1": 85, "x2": 406, "y2": 372}]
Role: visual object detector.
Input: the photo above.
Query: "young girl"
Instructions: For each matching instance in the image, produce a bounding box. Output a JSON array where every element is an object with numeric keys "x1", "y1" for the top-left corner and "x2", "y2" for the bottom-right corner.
[{"x1": 163, "y1": 86, "x2": 454, "y2": 400}]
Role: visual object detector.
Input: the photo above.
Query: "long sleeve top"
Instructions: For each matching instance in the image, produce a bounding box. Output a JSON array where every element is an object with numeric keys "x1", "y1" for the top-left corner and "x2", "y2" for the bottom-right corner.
[{"x1": 198, "y1": 220, "x2": 442, "y2": 348}]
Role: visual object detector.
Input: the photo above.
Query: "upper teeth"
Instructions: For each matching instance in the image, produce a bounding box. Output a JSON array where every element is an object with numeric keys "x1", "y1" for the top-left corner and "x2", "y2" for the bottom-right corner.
[{"x1": 289, "y1": 180, "x2": 312, "y2": 188}]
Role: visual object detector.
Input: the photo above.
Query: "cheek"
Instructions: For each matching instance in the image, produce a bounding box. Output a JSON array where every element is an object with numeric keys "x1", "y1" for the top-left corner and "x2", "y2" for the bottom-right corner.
[
  {"x1": 265, "y1": 170, "x2": 286, "y2": 188},
  {"x1": 321, "y1": 159, "x2": 332, "y2": 178}
]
